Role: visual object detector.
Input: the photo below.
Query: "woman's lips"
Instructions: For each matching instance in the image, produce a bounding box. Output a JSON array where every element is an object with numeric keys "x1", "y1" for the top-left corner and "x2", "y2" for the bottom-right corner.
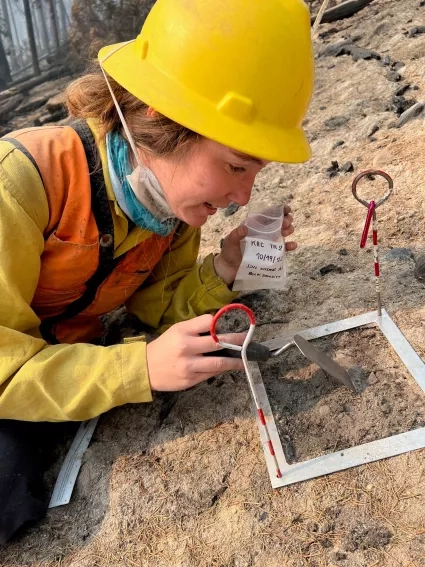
[{"x1": 205, "y1": 202, "x2": 218, "y2": 215}]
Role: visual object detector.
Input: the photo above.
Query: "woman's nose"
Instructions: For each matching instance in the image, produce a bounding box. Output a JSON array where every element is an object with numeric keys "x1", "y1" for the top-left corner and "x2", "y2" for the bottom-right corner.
[{"x1": 228, "y1": 182, "x2": 254, "y2": 207}]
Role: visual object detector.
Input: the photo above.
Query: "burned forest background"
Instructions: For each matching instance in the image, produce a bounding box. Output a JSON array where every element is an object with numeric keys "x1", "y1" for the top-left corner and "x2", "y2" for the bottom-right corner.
[{"x1": 0, "y1": 0, "x2": 155, "y2": 90}]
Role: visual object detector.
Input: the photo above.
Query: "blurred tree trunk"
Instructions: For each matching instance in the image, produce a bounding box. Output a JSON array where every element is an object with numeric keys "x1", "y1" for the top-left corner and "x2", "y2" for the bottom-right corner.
[
  {"x1": 7, "y1": 0, "x2": 24, "y2": 65},
  {"x1": 58, "y1": 0, "x2": 68, "y2": 42},
  {"x1": 0, "y1": 0, "x2": 17, "y2": 71},
  {"x1": 22, "y1": 0, "x2": 40, "y2": 76},
  {"x1": 34, "y1": 0, "x2": 51, "y2": 56},
  {"x1": 32, "y1": 3, "x2": 42, "y2": 55},
  {"x1": 46, "y1": 0, "x2": 60, "y2": 52},
  {"x1": 0, "y1": 34, "x2": 11, "y2": 89}
]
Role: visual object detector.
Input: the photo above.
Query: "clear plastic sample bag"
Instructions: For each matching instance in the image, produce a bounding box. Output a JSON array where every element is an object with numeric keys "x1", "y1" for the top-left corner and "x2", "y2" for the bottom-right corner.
[{"x1": 233, "y1": 204, "x2": 287, "y2": 292}]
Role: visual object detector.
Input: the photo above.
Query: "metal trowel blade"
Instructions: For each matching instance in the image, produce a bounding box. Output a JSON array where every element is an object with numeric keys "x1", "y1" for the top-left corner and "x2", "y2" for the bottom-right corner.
[{"x1": 292, "y1": 334, "x2": 356, "y2": 392}]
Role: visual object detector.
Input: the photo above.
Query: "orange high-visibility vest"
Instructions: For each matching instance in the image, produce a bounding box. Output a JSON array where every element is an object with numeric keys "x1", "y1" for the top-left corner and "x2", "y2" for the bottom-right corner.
[{"x1": 3, "y1": 122, "x2": 176, "y2": 344}]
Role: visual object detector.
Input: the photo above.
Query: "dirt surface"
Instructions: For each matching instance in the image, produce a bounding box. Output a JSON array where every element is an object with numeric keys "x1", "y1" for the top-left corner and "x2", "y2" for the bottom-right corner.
[
  {"x1": 2, "y1": 0, "x2": 425, "y2": 565},
  {"x1": 265, "y1": 327, "x2": 425, "y2": 463}
]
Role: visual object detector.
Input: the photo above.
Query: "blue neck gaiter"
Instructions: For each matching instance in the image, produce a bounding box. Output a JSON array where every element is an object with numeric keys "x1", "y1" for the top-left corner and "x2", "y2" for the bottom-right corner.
[{"x1": 106, "y1": 131, "x2": 177, "y2": 237}]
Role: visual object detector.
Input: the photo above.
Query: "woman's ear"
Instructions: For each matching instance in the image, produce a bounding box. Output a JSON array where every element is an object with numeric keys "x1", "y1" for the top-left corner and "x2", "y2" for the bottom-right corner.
[{"x1": 146, "y1": 106, "x2": 158, "y2": 117}]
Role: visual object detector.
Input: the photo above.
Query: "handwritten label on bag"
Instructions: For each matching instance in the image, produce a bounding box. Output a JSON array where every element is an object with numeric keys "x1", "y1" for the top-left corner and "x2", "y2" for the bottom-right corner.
[{"x1": 235, "y1": 237, "x2": 285, "y2": 283}]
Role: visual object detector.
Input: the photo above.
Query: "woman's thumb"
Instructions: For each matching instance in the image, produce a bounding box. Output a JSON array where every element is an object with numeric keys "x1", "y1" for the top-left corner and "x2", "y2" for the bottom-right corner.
[{"x1": 228, "y1": 224, "x2": 248, "y2": 245}]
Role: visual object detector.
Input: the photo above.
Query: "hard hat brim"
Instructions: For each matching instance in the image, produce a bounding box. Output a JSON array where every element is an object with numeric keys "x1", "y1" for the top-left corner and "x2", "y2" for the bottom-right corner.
[{"x1": 99, "y1": 41, "x2": 312, "y2": 164}]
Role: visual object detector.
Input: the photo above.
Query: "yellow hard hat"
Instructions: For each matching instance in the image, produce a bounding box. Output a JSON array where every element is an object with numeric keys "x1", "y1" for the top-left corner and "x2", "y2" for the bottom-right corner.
[{"x1": 99, "y1": 0, "x2": 314, "y2": 163}]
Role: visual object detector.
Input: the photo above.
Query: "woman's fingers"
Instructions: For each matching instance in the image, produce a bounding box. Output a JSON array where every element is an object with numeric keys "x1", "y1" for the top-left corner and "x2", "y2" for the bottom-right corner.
[
  {"x1": 190, "y1": 354, "x2": 245, "y2": 375},
  {"x1": 282, "y1": 213, "x2": 293, "y2": 229},
  {"x1": 190, "y1": 332, "x2": 247, "y2": 355},
  {"x1": 146, "y1": 315, "x2": 246, "y2": 392}
]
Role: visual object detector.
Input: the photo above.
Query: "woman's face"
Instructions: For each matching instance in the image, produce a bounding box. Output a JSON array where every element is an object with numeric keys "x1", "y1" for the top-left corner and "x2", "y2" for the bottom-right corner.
[{"x1": 146, "y1": 138, "x2": 269, "y2": 227}]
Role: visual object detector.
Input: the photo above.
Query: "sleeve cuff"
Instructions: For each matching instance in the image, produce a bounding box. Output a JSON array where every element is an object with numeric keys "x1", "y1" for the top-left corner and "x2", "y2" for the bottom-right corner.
[
  {"x1": 121, "y1": 338, "x2": 153, "y2": 404},
  {"x1": 199, "y1": 253, "x2": 239, "y2": 301}
]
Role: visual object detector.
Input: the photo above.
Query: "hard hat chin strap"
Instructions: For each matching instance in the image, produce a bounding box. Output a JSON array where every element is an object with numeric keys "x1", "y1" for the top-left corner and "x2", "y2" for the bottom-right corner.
[{"x1": 99, "y1": 41, "x2": 144, "y2": 170}]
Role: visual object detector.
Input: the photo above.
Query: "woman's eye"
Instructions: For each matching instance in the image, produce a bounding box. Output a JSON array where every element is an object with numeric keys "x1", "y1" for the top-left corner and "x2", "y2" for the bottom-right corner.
[{"x1": 229, "y1": 164, "x2": 247, "y2": 174}]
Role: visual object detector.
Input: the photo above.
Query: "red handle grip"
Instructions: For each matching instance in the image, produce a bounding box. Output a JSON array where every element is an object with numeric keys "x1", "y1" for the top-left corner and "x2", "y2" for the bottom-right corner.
[
  {"x1": 210, "y1": 303, "x2": 256, "y2": 344},
  {"x1": 360, "y1": 201, "x2": 375, "y2": 249}
]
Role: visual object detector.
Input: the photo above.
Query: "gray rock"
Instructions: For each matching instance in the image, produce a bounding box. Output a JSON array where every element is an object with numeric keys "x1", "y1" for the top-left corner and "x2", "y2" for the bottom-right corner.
[
  {"x1": 368, "y1": 123, "x2": 380, "y2": 137},
  {"x1": 320, "y1": 40, "x2": 380, "y2": 62},
  {"x1": 341, "y1": 161, "x2": 354, "y2": 173},
  {"x1": 325, "y1": 161, "x2": 340, "y2": 178},
  {"x1": 384, "y1": 248, "x2": 414, "y2": 261},
  {"x1": 395, "y1": 84, "x2": 410, "y2": 96},
  {"x1": 408, "y1": 25, "x2": 425, "y2": 37},
  {"x1": 349, "y1": 44, "x2": 381, "y2": 62},
  {"x1": 392, "y1": 61, "x2": 405, "y2": 71},
  {"x1": 319, "y1": 264, "x2": 343, "y2": 276},
  {"x1": 392, "y1": 95, "x2": 417, "y2": 116},
  {"x1": 325, "y1": 116, "x2": 349, "y2": 130},
  {"x1": 387, "y1": 70, "x2": 402, "y2": 82},
  {"x1": 223, "y1": 202, "x2": 241, "y2": 217},
  {"x1": 332, "y1": 139, "x2": 345, "y2": 149},
  {"x1": 320, "y1": 39, "x2": 353, "y2": 57},
  {"x1": 395, "y1": 102, "x2": 424, "y2": 127}
]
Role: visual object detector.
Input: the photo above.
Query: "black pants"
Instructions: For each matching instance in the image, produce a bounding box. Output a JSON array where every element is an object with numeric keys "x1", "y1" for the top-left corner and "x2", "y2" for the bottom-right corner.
[{"x1": 0, "y1": 420, "x2": 78, "y2": 545}]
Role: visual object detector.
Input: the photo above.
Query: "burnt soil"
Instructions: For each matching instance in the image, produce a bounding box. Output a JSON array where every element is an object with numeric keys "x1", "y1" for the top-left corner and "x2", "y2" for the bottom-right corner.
[{"x1": 264, "y1": 327, "x2": 425, "y2": 463}]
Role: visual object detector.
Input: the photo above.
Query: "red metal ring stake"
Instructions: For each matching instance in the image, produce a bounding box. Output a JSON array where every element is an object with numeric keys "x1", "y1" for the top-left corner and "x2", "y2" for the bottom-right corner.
[
  {"x1": 352, "y1": 170, "x2": 394, "y2": 316},
  {"x1": 211, "y1": 303, "x2": 282, "y2": 478},
  {"x1": 352, "y1": 169, "x2": 393, "y2": 208}
]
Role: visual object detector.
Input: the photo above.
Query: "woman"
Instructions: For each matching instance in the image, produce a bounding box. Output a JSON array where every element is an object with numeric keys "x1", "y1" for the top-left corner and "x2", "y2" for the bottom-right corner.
[{"x1": 0, "y1": 0, "x2": 313, "y2": 544}]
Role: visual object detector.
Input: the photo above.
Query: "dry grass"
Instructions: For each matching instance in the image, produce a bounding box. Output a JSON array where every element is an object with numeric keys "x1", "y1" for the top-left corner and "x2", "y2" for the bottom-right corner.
[{"x1": 49, "y1": 424, "x2": 425, "y2": 567}]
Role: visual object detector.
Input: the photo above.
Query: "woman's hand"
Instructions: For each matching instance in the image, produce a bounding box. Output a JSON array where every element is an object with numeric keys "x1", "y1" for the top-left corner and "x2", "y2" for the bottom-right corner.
[
  {"x1": 146, "y1": 315, "x2": 246, "y2": 391},
  {"x1": 214, "y1": 205, "x2": 297, "y2": 285}
]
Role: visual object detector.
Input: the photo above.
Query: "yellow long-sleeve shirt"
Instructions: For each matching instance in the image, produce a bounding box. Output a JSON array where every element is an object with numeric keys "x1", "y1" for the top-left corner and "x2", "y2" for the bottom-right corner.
[{"x1": 0, "y1": 124, "x2": 237, "y2": 422}]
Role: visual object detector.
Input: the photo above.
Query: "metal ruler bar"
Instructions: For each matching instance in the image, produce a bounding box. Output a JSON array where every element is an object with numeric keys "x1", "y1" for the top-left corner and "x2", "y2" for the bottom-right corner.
[
  {"x1": 250, "y1": 361, "x2": 290, "y2": 480},
  {"x1": 262, "y1": 311, "x2": 378, "y2": 351},
  {"x1": 272, "y1": 427, "x2": 425, "y2": 487},
  {"x1": 49, "y1": 417, "x2": 99, "y2": 508},
  {"x1": 377, "y1": 310, "x2": 425, "y2": 394}
]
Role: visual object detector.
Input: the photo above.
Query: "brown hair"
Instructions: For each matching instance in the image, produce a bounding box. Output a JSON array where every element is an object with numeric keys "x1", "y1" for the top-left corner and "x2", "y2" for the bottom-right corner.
[{"x1": 65, "y1": 66, "x2": 200, "y2": 158}]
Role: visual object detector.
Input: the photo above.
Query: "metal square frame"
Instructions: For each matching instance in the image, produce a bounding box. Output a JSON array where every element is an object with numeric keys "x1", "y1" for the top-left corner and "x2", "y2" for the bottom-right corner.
[{"x1": 252, "y1": 309, "x2": 425, "y2": 488}]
